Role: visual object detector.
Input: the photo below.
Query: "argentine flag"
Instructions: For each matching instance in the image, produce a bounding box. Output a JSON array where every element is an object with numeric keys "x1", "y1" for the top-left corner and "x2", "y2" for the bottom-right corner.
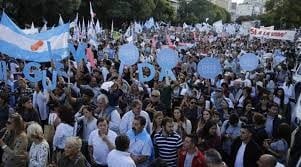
[{"x1": 0, "y1": 12, "x2": 69, "y2": 62}]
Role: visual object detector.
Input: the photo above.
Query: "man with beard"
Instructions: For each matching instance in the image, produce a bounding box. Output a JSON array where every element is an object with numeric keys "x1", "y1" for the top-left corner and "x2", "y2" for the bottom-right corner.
[
  {"x1": 153, "y1": 117, "x2": 182, "y2": 167},
  {"x1": 127, "y1": 116, "x2": 153, "y2": 167}
]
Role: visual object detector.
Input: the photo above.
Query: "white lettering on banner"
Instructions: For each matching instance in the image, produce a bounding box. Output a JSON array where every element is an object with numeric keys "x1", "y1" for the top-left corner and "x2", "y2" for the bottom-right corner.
[{"x1": 249, "y1": 27, "x2": 296, "y2": 41}]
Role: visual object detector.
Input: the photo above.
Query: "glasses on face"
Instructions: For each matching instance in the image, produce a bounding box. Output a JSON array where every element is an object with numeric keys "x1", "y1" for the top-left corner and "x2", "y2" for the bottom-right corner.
[{"x1": 6, "y1": 121, "x2": 12, "y2": 125}]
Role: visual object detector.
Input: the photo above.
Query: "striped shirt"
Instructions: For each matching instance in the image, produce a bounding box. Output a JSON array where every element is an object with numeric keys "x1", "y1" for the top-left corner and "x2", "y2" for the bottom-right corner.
[{"x1": 153, "y1": 130, "x2": 183, "y2": 167}]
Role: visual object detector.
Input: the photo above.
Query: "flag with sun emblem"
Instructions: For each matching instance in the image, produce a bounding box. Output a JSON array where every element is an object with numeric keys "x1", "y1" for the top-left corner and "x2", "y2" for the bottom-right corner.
[{"x1": 0, "y1": 12, "x2": 69, "y2": 62}]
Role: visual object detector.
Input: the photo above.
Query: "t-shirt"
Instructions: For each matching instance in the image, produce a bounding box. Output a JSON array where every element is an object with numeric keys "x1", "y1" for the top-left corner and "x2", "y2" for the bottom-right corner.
[
  {"x1": 153, "y1": 131, "x2": 183, "y2": 167},
  {"x1": 88, "y1": 130, "x2": 117, "y2": 165},
  {"x1": 184, "y1": 153, "x2": 194, "y2": 167},
  {"x1": 234, "y1": 142, "x2": 246, "y2": 167}
]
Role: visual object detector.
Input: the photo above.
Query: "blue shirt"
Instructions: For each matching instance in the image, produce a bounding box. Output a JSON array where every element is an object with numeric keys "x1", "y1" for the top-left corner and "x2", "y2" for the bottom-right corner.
[{"x1": 127, "y1": 129, "x2": 154, "y2": 167}]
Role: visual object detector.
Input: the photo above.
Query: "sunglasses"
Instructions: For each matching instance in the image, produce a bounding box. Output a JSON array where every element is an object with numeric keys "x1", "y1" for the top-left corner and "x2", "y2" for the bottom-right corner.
[{"x1": 6, "y1": 121, "x2": 12, "y2": 125}]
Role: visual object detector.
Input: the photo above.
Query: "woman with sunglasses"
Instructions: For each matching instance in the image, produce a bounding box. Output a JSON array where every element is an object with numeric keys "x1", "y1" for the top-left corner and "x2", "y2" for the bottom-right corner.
[
  {"x1": 0, "y1": 113, "x2": 28, "y2": 167},
  {"x1": 27, "y1": 123, "x2": 50, "y2": 167}
]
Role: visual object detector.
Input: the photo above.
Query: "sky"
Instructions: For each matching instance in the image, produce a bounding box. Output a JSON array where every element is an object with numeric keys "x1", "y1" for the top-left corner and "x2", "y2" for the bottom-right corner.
[{"x1": 232, "y1": 0, "x2": 244, "y2": 4}]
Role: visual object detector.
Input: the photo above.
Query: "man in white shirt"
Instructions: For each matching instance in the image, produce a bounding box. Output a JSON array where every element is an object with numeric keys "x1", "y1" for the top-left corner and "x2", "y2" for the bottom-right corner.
[
  {"x1": 127, "y1": 116, "x2": 153, "y2": 167},
  {"x1": 231, "y1": 124, "x2": 261, "y2": 167},
  {"x1": 88, "y1": 117, "x2": 117, "y2": 167},
  {"x1": 107, "y1": 134, "x2": 136, "y2": 167},
  {"x1": 119, "y1": 100, "x2": 151, "y2": 134}
]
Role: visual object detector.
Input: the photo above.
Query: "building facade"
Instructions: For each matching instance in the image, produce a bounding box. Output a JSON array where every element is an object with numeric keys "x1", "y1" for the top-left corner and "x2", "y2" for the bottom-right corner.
[
  {"x1": 209, "y1": 0, "x2": 232, "y2": 11},
  {"x1": 235, "y1": 0, "x2": 267, "y2": 18}
]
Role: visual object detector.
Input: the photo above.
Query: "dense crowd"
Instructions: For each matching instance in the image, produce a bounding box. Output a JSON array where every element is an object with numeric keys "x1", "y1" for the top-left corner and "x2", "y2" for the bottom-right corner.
[{"x1": 0, "y1": 25, "x2": 300, "y2": 167}]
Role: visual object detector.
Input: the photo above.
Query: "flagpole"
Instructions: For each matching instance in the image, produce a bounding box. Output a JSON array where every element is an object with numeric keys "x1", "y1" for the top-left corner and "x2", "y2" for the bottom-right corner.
[
  {"x1": 67, "y1": 58, "x2": 71, "y2": 88},
  {"x1": 111, "y1": 20, "x2": 114, "y2": 38}
]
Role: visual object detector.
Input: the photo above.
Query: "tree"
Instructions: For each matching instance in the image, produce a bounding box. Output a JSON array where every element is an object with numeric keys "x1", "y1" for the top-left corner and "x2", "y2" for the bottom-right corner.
[
  {"x1": 2, "y1": 0, "x2": 81, "y2": 27},
  {"x1": 152, "y1": 0, "x2": 175, "y2": 22},
  {"x1": 235, "y1": 15, "x2": 257, "y2": 24},
  {"x1": 259, "y1": 0, "x2": 301, "y2": 28},
  {"x1": 177, "y1": 0, "x2": 231, "y2": 24},
  {"x1": 78, "y1": 0, "x2": 174, "y2": 28}
]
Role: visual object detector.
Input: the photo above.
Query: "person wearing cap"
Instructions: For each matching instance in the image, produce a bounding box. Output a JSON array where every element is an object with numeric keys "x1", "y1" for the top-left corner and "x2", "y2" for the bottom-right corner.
[
  {"x1": 143, "y1": 90, "x2": 166, "y2": 120},
  {"x1": 230, "y1": 124, "x2": 262, "y2": 167}
]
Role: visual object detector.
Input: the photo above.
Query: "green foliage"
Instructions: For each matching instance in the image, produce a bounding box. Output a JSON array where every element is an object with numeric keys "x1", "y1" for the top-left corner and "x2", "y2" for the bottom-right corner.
[
  {"x1": 3, "y1": 0, "x2": 81, "y2": 27},
  {"x1": 260, "y1": 0, "x2": 301, "y2": 28},
  {"x1": 78, "y1": 0, "x2": 175, "y2": 27},
  {"x1": 1, "y1": 0, "x2": 174, "y2": 28},
  {"x1": 177, "y1": 0, "x2": 231, "y2": 24},
  {"x1": 235, "y1": 15, "x2": 257, "y2": 24},
  {"x1": 152, "y1": 0, "x2": 176, "y2": 21}
]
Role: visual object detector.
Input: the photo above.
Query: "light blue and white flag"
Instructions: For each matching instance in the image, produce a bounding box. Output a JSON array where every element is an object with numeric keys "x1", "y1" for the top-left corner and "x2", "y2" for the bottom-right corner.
[
  {"x1": 40, "y1": 21, "x2": 48, "y2": 33},
  {"x1": 134, "y1": 22, "x2": 142, "y2": 34},
  {"x1": 95, "y1": 19, "x2": 102, "y2": 34},
  {"x1": 0, "y1": 12, "x2": 70, "y2": 62},
  {"x1": 273, "y1": 50, "x2": 286, "y2": 67},
  {"x1": 144, "y1": 17, "x2": 155, "y2": 29},
  {"x1": 23, "y1": 22, "x2": 39, "y2": 35},
  {"x1": 81, "y1": 18, "x2": 86, "y2": 39}
]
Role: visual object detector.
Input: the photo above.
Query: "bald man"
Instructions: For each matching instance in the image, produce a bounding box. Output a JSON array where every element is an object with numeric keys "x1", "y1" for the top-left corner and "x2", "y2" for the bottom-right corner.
[{"x1": 257, "y1": 154, "x2": 277, "y2": 167}]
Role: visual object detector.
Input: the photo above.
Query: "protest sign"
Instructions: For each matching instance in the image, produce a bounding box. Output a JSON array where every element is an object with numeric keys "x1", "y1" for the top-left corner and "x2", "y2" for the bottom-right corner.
[
  {"x1": 138, "y1": 63, "x2": 156, "y2": 83},
  {"x1": 69, "y1": 42, "x2": 87, "y2": 63},
  {"x1": 197, "y1": 57, "x2": 222, "y2": 79},
  {"x1": 239, "y1": 53, "x2": 259, "y2": 71},
  {"x1": 156, "y1": 48, "x2": 178, "y2": 81},
  {"x1": 118, "y1": 43, "x2": 139, "y2": 76},
  {"x1": 249, "y1": 27, "x2": 296, "y2": 41}
]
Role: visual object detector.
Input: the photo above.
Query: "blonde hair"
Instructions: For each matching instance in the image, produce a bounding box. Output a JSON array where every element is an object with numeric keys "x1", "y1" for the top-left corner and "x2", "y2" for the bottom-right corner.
[
  {"x1": 65, "y1": 136, "x2": 82, "y2": 151},
  {"x1": 27, "y1": 123, "x2": 44, "y2": 140}
]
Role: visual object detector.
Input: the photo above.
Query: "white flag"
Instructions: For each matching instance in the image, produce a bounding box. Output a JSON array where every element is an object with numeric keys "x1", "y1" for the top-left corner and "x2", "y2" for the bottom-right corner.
[
  {"x1": 59, "y1": 14, "x2": 64, "y2": 25},
  {"x1": 95, "y1": 19, "x2": 102, "y2": 34},
  {"x1": 40, "y1": 21, "x2": 47, "y2": 32},
  {"x1": 81, "y1": 18, "x2": 86, "y2": 39},
  {"x1": 90, "y1": 1, "x2": 96, "y2": 19},
  {"x1": 111, "y1": 20, "x2": 114, "y2": 36}
]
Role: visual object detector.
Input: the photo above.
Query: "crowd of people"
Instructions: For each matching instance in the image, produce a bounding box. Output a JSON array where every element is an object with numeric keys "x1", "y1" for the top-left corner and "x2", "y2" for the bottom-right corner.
[{"x1": 0, "y1": 24, "x2": 300, "y2": 167}]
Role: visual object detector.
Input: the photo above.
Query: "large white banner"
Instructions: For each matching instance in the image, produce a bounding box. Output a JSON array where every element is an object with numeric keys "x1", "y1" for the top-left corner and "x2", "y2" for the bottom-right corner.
[{"x1": 249, "y1": 27, "x2": 296, "y2": 41}]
